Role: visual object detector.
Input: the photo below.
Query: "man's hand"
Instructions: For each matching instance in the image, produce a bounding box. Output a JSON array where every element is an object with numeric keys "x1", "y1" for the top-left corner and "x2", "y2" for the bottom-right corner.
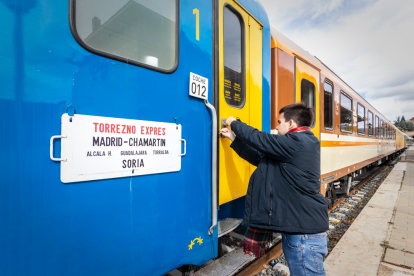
[
  {"x1": 220, "y1": 128, "x2": 235, "y2": 141},
  {"x1": 226, "y1": 116, "x2": 237, "y2": 127}
]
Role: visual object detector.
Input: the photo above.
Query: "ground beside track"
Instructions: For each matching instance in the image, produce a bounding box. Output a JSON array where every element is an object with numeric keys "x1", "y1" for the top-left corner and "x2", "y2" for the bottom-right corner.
[{"x1": 325, "y1": 154, "x2": 414, "y2": 275}]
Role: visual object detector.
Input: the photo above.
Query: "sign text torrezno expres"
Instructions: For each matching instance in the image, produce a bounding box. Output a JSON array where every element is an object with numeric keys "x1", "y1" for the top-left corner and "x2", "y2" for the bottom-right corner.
[{"x1": 62, "y1": 114, "x2": 181, "y2": 181}]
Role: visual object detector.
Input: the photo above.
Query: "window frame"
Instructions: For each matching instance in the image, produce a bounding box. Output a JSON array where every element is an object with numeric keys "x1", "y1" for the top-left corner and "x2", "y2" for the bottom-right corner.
[
  {"x1": 375, "y1": 115, "x2": 379, "y2": 138},
  {"x1": 368, "y1": 110, "x2": 374, "y2": 137},
  {"x1": 301, "y1": 78, "x2": 316, "y2": 128},
  {"x1": 323, "y1": 79, "x2": 334, "y2": 131},
  {"x1": 68, "y1": 0, "x2": 180, "y2": 74},
  {"x1": 357, "y1": 103, "x2": 366, "y2": 136},
  {"x1": 340, "y1": 91, "x2": 353, "y2": 134},
  {"x1": 380, "y1": 120, "x2": 384, "y2": 138},
  {"x1": 222, "y1": 4, "x2": 246, "y2": 109},
  {"x1": 387, "y1": 125, "x2": 389, "y2": 139}
]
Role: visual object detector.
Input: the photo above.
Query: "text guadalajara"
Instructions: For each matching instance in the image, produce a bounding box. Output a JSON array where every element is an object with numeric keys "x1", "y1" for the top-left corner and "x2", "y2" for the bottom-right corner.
[{"x1": 93, "y1": 123, "x2": 166, "y2": 135}]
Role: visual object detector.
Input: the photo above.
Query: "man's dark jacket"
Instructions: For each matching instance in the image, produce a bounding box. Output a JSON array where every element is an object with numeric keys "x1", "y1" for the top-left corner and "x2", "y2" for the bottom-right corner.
[{"x1": 230, "y1": 121, "x2": 329, "y2": 234}]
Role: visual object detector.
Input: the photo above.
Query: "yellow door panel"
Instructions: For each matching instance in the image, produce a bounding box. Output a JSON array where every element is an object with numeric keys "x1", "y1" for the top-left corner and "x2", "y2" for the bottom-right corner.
[
  {"x1": 247, "y1": 16, "x2": 263, "y2": 189},
  {"x1": 218, "y1": 0, "x2": 263, "y2": 205},
  {"x1": 295, "y1": 58, "x2": 320, "y2": 140}
]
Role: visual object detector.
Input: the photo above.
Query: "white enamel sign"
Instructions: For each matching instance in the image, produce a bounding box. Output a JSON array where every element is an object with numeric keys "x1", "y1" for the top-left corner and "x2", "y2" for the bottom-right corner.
[
  {"x1": 59, "y1": 114, "x2": 183, "y2": 183},
  {"x1": 189, "y1": 72, "x2": 208, "y2": 100}
]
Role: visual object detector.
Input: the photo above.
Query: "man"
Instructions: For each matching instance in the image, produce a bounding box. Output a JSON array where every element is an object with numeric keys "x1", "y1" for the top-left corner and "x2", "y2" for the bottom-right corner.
[{"x1": 220, "y1": 103, "x2": 329, "y2": 276}]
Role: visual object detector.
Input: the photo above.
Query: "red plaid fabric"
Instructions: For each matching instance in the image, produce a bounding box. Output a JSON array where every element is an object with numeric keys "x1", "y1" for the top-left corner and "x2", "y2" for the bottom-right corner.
[
  {"x1": 287, "y1": 126, "x2": 311, "y2": 134},
  {"x1": 243, "y1": 227, "x2": 272, "y2": 258}
]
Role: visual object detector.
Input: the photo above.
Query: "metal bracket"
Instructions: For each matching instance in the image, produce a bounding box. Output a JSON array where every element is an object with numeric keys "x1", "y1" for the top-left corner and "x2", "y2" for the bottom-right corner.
[
  {"x1": 179, "y1": 139, "x2": 186, "y2": 156},
  {"x1": 65, "y1": 104, "x2": 75, "y2": 116},
  {"x1": 50, "y1": 135, "x2": 67, "y2": 162}
]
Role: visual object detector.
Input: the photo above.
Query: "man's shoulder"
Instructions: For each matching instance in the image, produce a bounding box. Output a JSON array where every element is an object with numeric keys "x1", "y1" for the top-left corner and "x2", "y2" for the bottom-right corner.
[
  {"x1": 287, "y1": 131, "x2": 313, "y2": 139},
  {"x1": 290, "y1": 131, "x2": 320, "y2": 144}
]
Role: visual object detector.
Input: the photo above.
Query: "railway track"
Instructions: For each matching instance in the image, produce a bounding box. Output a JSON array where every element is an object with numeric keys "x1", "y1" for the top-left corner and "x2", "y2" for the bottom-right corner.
[
  {"x1": 167, "y1": 155, "x2": 401, "y2": 276},
  {"x1": 234, "y1": 159, "x2": 397, "y2": 276}
]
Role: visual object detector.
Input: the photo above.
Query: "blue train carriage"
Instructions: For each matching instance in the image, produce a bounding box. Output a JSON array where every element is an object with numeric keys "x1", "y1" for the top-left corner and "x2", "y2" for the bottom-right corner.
[{"x1": 0, "y1": 0, "x2": 270, "y2": 275}]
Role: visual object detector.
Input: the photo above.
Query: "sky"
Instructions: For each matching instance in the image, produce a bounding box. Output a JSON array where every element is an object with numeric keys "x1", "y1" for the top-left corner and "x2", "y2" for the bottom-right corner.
[{"x1": 259, "y1": 0, "x2": 414, "y2": 123}]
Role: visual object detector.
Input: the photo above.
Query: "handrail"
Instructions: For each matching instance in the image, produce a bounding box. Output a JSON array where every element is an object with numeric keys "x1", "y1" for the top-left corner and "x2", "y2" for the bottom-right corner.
[{"x1": 204, "y1": 99, "x2": 217, "y2": 235}]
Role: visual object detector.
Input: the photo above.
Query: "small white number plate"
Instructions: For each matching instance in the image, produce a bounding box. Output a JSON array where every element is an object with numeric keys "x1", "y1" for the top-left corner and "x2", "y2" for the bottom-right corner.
[{"x1": 189, "y1": 72, "x2": 208, "y2": 100}]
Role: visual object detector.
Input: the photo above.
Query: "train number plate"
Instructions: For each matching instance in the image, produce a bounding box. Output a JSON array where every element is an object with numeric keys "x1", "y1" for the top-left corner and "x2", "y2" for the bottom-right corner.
[
  {"x1": 189, "y1": 72, "x2": 208, "y2": 100},
  {"x1": 59, "y1": 114, "x2": 182, "y2": 183}
]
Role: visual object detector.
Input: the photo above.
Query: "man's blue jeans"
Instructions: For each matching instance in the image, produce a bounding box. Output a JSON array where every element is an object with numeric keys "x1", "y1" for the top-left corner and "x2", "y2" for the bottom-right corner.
[{"x1": 281, "y1": 232, "x2": 328, "y2": 276}]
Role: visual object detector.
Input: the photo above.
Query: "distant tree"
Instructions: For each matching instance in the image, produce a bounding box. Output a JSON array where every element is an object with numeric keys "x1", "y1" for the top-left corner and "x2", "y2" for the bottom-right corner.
[
  {"x1": 394, "y1": 116, "x2": 401, "y2": 126},
  {"x1": 400, "y1": 121, "x2": 408, "y2": 130},
  {"x1": 401, "y1": 115, "x2": 406, "y2": 122},
  {"x1": 407, "y1": 121, "x2": 414, "y2": 131},
  {"x1": 398, "y1": 127, "x2": 404, "y2": 132}
]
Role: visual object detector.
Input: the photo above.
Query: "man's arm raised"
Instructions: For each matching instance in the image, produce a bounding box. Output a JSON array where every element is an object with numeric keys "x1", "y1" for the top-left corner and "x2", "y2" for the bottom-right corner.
[{"x1": 230, "y1": 121, "x2": 301, "y2": 162}]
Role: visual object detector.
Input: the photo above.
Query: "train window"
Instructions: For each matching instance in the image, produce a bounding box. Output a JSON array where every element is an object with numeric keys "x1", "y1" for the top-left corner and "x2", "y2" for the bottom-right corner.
[
  {"x1": 71, "y1": 0, "x2": 178, "y2": 72},
  {"x1": 380, "y1": 120, "x2": 384, "y2": 138},
  {"x1": 324, "y1": 81, "x2": 334, "y2": 129},
  {"x1": 368, "y1": 111, "x2": 374, "y2": 136},
  {"x1": 375, "y1": 116, "x2": 379, "y2": 137},
  {"x1": 384, "y1": 123, "x2": 387, "y2": 138},
  {"x1": 357, "y1": 103, "x2": 365, "y2": 135},
  {"x1": 340, "y1": 92, "x2": 353, "y2": 133},
  {"x1": 301, "y1": 79, "x2": 316, "y2": 127},
  {"x1": 223, "y1": 6, "x2": 245, "y2": 108}
]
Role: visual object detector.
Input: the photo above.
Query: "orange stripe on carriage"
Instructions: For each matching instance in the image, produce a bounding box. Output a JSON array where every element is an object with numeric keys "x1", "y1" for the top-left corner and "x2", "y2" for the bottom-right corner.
[{"x1": 321, "y1": 141, "x2": 383, "y2": 147}]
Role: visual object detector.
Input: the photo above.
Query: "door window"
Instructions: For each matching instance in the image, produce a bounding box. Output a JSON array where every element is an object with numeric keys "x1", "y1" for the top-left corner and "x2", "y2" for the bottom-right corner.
[
  {"x1": 223, "y1": 6, "x2": 245, "y2": 108},
  {"x1": 324, "y1": 81, "x2": 333, "y2": 129},
  {"x1": 301, "y1": 79, "x2": 315, "y2": 127}
]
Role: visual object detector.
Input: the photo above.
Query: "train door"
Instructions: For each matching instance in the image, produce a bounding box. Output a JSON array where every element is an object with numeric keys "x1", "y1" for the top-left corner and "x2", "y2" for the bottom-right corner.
[
  {"x1": 217, "y1": 0, "x2": 263, "y2": 205},
  {"x1": 294, "y1": 58, "x2": 320, "y2": 140}
]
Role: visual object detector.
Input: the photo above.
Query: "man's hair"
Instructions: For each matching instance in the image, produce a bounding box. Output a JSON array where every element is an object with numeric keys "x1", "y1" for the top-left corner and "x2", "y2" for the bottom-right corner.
[{"x1": 279, "y1": 102, "x2": 314, "y2": 127}]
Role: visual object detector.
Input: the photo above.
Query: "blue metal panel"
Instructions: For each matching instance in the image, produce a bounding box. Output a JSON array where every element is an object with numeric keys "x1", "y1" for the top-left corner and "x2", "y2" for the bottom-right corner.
[{"x1": 0, "y1": 0, "x2": 218, "y2": 275}]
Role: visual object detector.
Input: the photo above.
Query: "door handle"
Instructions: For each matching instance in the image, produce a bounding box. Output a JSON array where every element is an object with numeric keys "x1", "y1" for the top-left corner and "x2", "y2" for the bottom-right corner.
[{"x1": 221, "y1": 118, "x2": 228, "y2": 128}]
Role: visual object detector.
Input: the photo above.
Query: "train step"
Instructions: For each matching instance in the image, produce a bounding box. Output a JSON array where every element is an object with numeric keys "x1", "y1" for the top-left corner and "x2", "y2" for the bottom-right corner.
[
  {"x1": 194, "y1": 247, "x2": 255, "y2": 276},
  {"x1": 218, "y1": 218, "x2": 243, "y2": 238}
]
